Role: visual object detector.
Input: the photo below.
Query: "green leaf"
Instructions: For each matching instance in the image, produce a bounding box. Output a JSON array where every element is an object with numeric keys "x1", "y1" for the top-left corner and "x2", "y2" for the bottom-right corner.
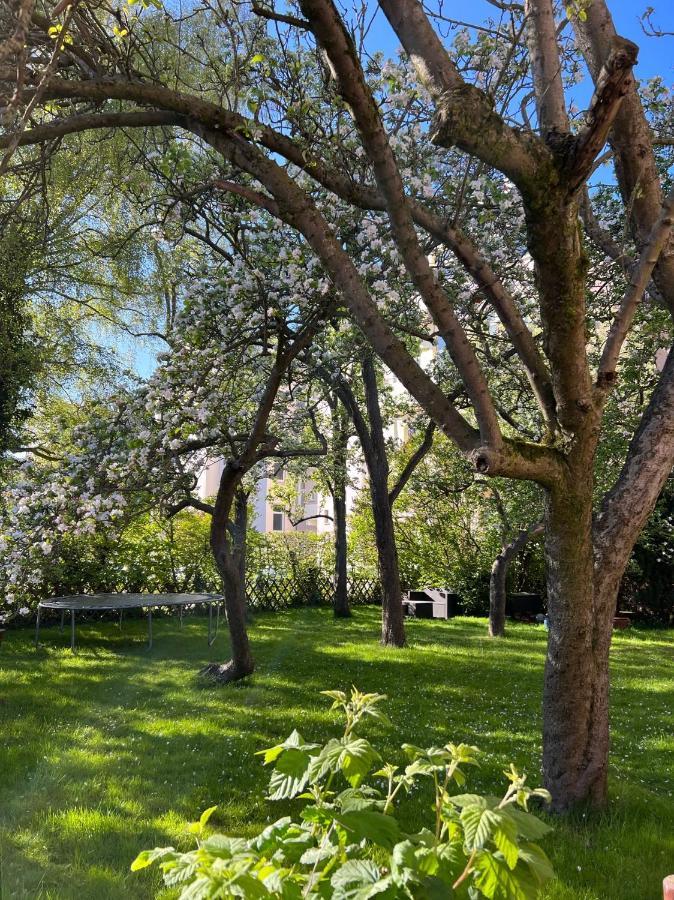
[
  {"x1": 301, "y1": 805, "x2": 334, "y2": 827},
  {"x1": 335, "y1": 810, "x2": 400, "y2": 850},
  {"x1": 307, "y1": 737, "x2": 379, "y2": 787},
  {"x1": 268, "y1": 747, "x2": 314, "y2": 800},
  {"x1": 393, "y1": 839, "x2": 438, "y2": 880},
  {"x1": 473, "y1": 851, "x2": 528, "y2": 900},
  {"x1": 250, "y1": 817, "x2": 294, "y2": 852},
  {"x1": 256, "y1": 729, "x2": 318, "y2": 765},
  {"x1": 177, "y1": 875, "x2": 216, "y2": 899},
  {"x1": 448, "y1": 794, "x2": 497, "y2": 809},
  {"x1": 517, "y1": 842, "x2": 555, "y2": 886},
  {"x1": 493, "y1": 817, "x2": 519, "y2": 870},
  {"x1": 321, "y1": 689, "x2": 347, "y2": 704},
  {"x1": 162, "y1": 859, "x2": 200, "y2": 887},
  {"x1": 460, "y1": 804, "x2": 501, "y2": 850},
  {"x1": 130, "y1": 846, "x2": 176, "y2": 871},
  {"x1": 341, "y1": 739, "x2": 380, "y2": 787},
  {"x1": 199, "y1": 834, "x2": 249, "y2": 858},
  {"x1": 500, "y1": 806, "x2": 552, "y2": 840},
  {"x1": 332, "y1": 859, "x2": 381, "y2": 886},
  {"x1": 300, "y1": 844, "x2": 335, "y2": 865},
  {"x1": 331, "y1": 859, "x2": 394, "y2": 900},
  {"x1": 187, "y1": 805, "x2": 218, "y2": 835},
  {"x1": 249, "y1": 53, "x2": 266, "y2": 64}
]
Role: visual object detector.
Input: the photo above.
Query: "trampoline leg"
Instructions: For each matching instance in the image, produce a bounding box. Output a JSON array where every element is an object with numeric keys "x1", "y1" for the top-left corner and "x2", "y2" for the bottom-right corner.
[
  {"x1": 35, "y1": 606, "x2": 41, "y2": 649},
  {"x1": 147, "y1": 609, "x2": 153, "y2": 649},
  {"x1": 208, "y1": 602, "x2": 220, "y2": 647},
  {"x1": 59, "y1": 610, "x2": 65, "y2": 633},
  {"x1": 71, "y1": 609, "x2": 76, "y2": 652}
]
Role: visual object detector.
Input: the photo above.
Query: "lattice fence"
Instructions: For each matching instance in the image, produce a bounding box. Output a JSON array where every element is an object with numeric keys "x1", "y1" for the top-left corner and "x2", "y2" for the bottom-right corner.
[{"x1": 246, "y1": 575, "x2": 380, "y2": 611}]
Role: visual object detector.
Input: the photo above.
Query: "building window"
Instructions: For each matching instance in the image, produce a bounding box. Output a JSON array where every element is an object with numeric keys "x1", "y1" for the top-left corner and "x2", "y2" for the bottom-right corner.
[
  {"x1": 276, "y1": 467, "x2": 285, "y2": 481},
  {"x1": 272, "y1": 509, "x2": 284, "y2": 531}
]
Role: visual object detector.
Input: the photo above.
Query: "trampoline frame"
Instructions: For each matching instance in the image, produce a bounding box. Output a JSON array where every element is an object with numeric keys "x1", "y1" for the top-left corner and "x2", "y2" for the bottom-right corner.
[{"x1": 34, "y1": 593, "x2": 224, "y2": 651}]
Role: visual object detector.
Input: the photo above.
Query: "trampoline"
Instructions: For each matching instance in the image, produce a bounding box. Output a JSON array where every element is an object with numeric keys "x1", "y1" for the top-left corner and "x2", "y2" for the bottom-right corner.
[{"x1": 35, "y1": 593, "x2": 224, "y2": 651}]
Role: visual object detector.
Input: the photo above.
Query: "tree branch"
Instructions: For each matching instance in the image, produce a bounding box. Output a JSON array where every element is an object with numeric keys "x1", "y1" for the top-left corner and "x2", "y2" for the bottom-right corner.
[
  {"x1": 0, "y1": 110, "x2": 184, "y2": 149},
  {"x1": 14, "y1": 78, "x2": 562, "y2": 483},
  {"x1": 596, "y1": 187, "x2": 674, "y2": 392},
  {"x1": 594, "y1": 346, "x2": 674, "y2": 573},
  {"x1": 566, "y1": 35, "x2": 639, "y2": 194},
  {"x1": 7, "y1": 81, "x2": 555, "y2": 429},
  {"x1": 299, "y1": 0, "x2": 503, "y2": 451},
  {"x1": 251, "y1": 3, "x2": 311, "y2": 30},
  {"x1": 200, "y1": 125, "x2": 482, "y2": 456},
  {"x1": 167, "y1": 495, "x2": 215, "y2": 516},
  {"x1": 524, "y1": 0, "x2": 569, "y2": 137},
  {"x1": 579, "y1": 187, "x2": 631, "y2": 268},
  {"x1": 573, "y1": 1, "x2": 674, "y2": 319},
  {"x1": 288, "y1": 512, "x2": 333, "y2": 527},
  {"x1": 389, "y1": 420, "x2": 435, "y2": 506},
  {"x1": 377, "y1": 0, "x2": 550, "y2": 194}
]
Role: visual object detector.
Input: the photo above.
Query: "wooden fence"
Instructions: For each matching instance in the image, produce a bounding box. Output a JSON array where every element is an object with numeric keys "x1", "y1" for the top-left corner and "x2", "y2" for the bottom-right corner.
[{"x1": 246, "y1": 575, "x2": 380, "y2": 611}]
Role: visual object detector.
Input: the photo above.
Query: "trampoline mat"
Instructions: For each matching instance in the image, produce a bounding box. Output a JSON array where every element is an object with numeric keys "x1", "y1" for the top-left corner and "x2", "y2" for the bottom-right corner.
[{"x1": 38, "y1": 593, "x2": 223, "y2": 611}]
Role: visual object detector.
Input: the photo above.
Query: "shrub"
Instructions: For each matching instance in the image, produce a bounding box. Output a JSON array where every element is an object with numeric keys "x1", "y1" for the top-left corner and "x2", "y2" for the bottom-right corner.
[{"x1": 132, "y1": 688, "x2": 553, "y2": 898}]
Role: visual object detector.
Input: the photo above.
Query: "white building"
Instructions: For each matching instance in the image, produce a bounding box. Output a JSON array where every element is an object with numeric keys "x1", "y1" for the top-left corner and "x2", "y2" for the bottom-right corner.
[{"x1": 197, "y1": 460, "x2": 337, "y2": 534}]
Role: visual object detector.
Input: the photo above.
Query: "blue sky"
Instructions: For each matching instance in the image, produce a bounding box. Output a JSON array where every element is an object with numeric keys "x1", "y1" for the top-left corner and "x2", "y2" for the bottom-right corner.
[{"x1": 363, "y1": 1, "x2": 672, "y2": 82}]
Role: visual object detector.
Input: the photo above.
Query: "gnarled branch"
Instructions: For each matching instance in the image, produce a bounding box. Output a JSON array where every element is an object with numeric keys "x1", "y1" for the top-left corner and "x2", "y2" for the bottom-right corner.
[{"x1": 566, "y1": 35, "x2": 639, "y2": 194}]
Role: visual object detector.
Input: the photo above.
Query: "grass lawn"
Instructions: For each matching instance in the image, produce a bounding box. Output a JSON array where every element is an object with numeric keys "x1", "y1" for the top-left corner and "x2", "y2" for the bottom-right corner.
[{"x1": 0, "y1": 607, "x2": 672, "y2": 899}]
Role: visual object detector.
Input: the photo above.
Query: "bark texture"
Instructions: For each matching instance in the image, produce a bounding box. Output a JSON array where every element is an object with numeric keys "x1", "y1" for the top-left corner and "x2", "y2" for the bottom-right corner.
[{"x1": 542, "y1": 479, "x2": 607, "y2": 809}]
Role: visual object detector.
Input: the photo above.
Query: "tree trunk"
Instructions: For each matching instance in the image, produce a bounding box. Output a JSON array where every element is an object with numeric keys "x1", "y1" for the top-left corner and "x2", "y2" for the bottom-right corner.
[
  {"x1": 232, "y1": 488, "x2": 253, "y2": 624},
  {"x1": 369, "y1": 464, "x2": 406, "y2": 646},
  {"x1": 333, "y1": 488, "x2": 350, "y2": 617},
  {"x1": 541, "y1": 481, "x2": 610, "y2": 810},
  {"x1": 202, "y1": 467, "x2": 255, "y2": 683},
  {"x1": 361, "y1": 357, "x2": 406, "y2": 647},
  {"x1": 489, "y1": 521, "x2": 544, "y2": 637},
  {"x1": 332, "y1": 403, "x2": 351, "y2": 618}
]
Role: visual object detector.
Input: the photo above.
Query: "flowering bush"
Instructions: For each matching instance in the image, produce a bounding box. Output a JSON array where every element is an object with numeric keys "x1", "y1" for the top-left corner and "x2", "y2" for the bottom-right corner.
[
  {"x1": 133, "y1": 688, "x2": 553, "y2": 898},
  {"x1": 0, "y1": 510, "x2": 218, "y2": 624}
]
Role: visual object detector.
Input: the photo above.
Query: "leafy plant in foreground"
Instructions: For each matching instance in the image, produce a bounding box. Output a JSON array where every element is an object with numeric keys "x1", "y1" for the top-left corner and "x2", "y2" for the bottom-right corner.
[{"x1": 132, "y1": 688, "x2": 553, "y2": 898}]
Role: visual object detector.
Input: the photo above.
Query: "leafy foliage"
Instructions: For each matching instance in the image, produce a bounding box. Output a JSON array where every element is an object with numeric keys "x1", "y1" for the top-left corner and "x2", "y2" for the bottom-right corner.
[
  {"x1": 133, "y1": 688, "x2": 553, "y2": 898},
  {"x1": 0, "y1": 225, "x2": 42, "y2": 457}
]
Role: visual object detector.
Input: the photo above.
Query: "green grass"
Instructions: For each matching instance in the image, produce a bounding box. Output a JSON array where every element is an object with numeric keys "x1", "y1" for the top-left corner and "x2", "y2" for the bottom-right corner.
[{"x1": 0, "y1": 607, "x2": 672, "y2": 899}]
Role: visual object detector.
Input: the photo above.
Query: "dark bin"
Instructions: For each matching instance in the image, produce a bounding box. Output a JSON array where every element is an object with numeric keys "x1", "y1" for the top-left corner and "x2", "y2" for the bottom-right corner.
[{"x1": 506, "y1": 592, "x2": 544, "y2": 618}]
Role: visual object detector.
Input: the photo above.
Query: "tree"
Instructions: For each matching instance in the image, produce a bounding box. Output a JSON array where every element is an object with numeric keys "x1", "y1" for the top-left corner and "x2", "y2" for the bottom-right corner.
[
  {"x1": 333, "y1": 351, "x2": 435, "y2": 647},
  {"x1": 488, "y1": 519, "x2": 544, "y2": 639},
  {"x1": 0, "y1": 232, "x2": 329, "y2": 680},
  {"x1": 2, "y1": 0, "x2": 673, "y2": 810}
]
